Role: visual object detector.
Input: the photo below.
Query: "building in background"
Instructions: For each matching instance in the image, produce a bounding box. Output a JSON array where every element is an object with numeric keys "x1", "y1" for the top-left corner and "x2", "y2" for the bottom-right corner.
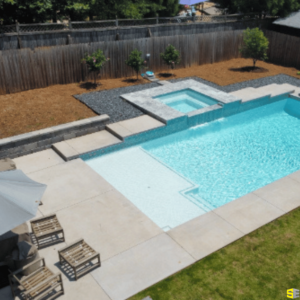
[{"x1": 273, "y1": 10, "x2": 300, "y2": 37}]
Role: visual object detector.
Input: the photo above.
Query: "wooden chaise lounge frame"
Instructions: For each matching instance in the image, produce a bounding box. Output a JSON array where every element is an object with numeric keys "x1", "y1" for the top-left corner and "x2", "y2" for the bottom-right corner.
[
  {"x1": 58, "y1": 238, "x2": 100, "y2": 280},
  {"x1": 9, "y1": 257, "x2": 64, "y2": 300},
  {"x1": 30, "y1": 214, "x2": 65, "y2": 249}
]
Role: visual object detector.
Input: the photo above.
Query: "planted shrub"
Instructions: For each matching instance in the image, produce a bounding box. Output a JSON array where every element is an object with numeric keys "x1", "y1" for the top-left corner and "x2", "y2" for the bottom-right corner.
[
  {"x1": 160, "y1": 44, "x2": 180, "y2": 72},
  {"x1": 240, "y1": 28, "x2": 269, "y2": 69},
  {"x1": 82, "y1": 49, "x2": 109, "y2": 84},
  {"x1": 125, "y1": 49, "x2": 144, "y2": 80}
]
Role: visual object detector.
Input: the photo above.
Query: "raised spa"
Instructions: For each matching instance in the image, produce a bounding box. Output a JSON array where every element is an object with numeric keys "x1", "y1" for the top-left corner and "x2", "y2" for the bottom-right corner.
[{"x1": 154, "y1": 88, "x2": 219, "y2": 113}]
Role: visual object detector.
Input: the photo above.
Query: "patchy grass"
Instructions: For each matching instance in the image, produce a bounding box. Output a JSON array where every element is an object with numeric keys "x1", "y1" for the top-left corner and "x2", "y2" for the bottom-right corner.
[{"x1": 130, "y1": 208, "x2": 300, "y2": 300}]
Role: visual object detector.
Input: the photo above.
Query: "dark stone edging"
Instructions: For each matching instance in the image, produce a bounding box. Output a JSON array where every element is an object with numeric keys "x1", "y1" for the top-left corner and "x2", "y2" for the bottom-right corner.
[{"x1": 0, "y1": 115, "x2": 109, "y2": 159}]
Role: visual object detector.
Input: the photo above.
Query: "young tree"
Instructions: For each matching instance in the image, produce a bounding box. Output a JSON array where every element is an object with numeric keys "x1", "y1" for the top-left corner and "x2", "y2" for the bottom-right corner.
[
  {"x1": 240, "y1": 28, "x2": 269, "y2": 69},
  {"x1": 125, "y1": 49, "x2": 144, "y2": 80},
  {"x1": 82, "y1": 49, "x2": 109, "y2": 84},
  {"x1": 160, "y1": 44, "x2": 180, "y2": 73}
]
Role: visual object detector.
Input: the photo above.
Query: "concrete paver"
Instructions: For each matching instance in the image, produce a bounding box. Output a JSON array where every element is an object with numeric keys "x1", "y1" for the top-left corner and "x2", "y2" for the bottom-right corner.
[
  {"x1": 230, "y1": 87, "x2": 270, "y2": 102},
  {"x1": 60, "y1": 274, "x2": 111, "y2": 300},
  {"x1": 255, "y1": 84, "x2": 295, "y2": 97},
  {"x1": 213, "y1": 193, "x2": 285, "y2": 234},
  {"x1": 56, "y1": 190, "x2": 162, "y2": 261},
  {"x1": 119, "y1": 115, "x2": 164, "y2": 133},
  {"x1": 14, "y1": 149, "x2": 65, "y2": 174},
  {"x1": 38, "y1": 242, "x2": 69, "y2": 280},
  {"x1": 28, "y1": 159, "x2": 113, "y2": 214},
  {"x1": 65, "y1": 130, "x2": 121, "y2": 154},
  {"x1": 253, "y1": 176, "x2": 300, "y2": 212},
  {"x1": 289, "y1": 170, "x2": 300, "y2": 183},
  {"x1": 52, "y1": 141, "x2": 79, "y2": 161},
  {"x1": 106, "y1": 122, "x2": 132, "y2": 138},
  {"x1": 168, "y1": 212, "x2": 244, "y2": 260},
  {"x1": 106, "y1": 115, "x2": 164, "y2": 139},
  {"x1": 91, "y1": 233, "x2": 195, "y2": 300}
]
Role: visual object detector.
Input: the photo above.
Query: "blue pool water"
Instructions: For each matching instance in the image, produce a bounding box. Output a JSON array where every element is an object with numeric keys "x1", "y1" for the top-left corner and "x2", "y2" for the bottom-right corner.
[
  {"x1": 86, "y1": 98, "x2": 300, "y2": 230},
  {"x1": 154, "y1": 88, "x2": 219, "y2": 113}
]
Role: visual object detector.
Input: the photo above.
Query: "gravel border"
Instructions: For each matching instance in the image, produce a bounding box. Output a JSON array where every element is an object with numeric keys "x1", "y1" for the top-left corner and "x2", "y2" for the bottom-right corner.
[
  {"x1": 75, "y1": 74, "x2": 300, "y2": 124},
  {"x1": 169, "y1": 74, "x2": 300, "y2": 93},
  {"x1": 74, "y1": 82, "x2": 159, "y2": 124}
]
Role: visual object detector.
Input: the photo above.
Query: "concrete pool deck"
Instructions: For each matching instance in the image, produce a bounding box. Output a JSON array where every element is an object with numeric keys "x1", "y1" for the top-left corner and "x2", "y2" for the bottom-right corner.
[
  {"x1": 1, "y1": 81, "x2": 300, "y2": 300},
  {"x1": 1, "y1": 148, "x2": 300, "y2": 300}
]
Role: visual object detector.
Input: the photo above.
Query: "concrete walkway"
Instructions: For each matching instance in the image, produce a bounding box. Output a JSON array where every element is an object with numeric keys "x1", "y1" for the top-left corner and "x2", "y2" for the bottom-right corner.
[{"x1": 1, "y1": 147, "x2": 299, "y2": 300}]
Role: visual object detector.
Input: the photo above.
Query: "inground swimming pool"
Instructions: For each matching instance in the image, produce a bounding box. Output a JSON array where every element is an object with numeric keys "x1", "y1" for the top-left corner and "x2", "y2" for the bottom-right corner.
[{"x1": 85, "y1": 97, "x2": 300, "y2": 231}]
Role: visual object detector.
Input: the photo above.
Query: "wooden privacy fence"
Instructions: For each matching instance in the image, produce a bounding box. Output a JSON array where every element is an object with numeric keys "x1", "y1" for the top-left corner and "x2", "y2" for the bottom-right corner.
[
  {"x1": 0, "y1": 30, "x2": 244, "y2": 95},
  {"x1": 0, "y1": 29, "x2": 299, "y2": 95},
  {"x1": 265, "y1": 30, "x2": 300, "y2": 69}
]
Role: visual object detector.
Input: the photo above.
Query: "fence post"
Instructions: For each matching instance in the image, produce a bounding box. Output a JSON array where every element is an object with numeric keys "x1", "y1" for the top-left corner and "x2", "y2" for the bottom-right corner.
[
  {"x1": 15, "y1": 20, "x2": 23, "y2": 49},
  {"x1": 116, "y1": 15, "x2": 118, "y2": 27},
  {"x1": 68, "y1": 18, "x2": 72, "y2": 30},
  {"x1": 16, "y1": 20, "x2": 20, "y2": 34},
  {"x1": 156, "y1": 14, "x2": 159, "y2": 25}
]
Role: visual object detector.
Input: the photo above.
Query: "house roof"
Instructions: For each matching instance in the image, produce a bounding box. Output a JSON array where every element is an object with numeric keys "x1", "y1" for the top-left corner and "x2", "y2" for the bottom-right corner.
[
  {"x1": 203, "y1": 6, "x2": 222, "y2": 15},
  {"x1": 273, "y1": 10, "x2": 300, "y2": 29}
]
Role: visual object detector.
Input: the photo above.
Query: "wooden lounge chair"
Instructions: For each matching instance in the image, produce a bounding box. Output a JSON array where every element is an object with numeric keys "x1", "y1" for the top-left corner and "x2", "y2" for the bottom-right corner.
[
  {"x1": 9, "y1": 257, "x2": 64, "y2": 300},
  {"x1": 58, "y1": 239, "x2": 100, "y2": 280},
  {"x1": 30, "y1": 214, "x2": 65, "y2": 249}
]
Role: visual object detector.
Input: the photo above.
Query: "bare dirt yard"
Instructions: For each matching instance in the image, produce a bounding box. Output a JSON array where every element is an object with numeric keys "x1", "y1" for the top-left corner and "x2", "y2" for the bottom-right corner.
[{"x1": 0, "y1": 58, "x2": 299, "y2": 138}]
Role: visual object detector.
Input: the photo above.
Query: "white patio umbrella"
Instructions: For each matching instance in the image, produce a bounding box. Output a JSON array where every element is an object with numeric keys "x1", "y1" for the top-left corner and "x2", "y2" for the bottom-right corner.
[{"x1": 0, "y1": 170, "x2": 47, "y2": 235}]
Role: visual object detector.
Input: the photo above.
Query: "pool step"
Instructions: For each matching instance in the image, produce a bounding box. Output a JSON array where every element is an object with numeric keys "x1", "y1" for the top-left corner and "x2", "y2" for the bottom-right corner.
[
  {"x1": 52, "y1": 130, "x2": 122, "y2": 161},
  {"x1": 105, "y1": 115, "x2": 165, "y2": 140},
  {"x1": 230, "y1": 84, "x2": 296, "y2": 102},
  {"x1": 254, "y1": 83, "x2": 295, "y2": 98},
  {"x1": 230, "y1": 87, "x2": 271, "y2": 102}
]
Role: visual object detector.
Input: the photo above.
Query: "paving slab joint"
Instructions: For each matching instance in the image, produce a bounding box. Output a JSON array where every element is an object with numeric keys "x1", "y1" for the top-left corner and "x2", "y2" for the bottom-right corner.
[
  {"x1": 51, "y1": 144, "x2": 79, "y2": 162},
  {"x1": 105, "y1": 125, "x2": 125, "y2": 141}
]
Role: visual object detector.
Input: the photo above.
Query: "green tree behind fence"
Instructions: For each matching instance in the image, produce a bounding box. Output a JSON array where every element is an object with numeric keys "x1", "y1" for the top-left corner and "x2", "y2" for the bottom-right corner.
[
  {"x1": 0, "y1": 0, "x2": 180, "y2": 24},
  {"x1": 216, "y1": 0, "x2": 300, "y2": 17}
]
